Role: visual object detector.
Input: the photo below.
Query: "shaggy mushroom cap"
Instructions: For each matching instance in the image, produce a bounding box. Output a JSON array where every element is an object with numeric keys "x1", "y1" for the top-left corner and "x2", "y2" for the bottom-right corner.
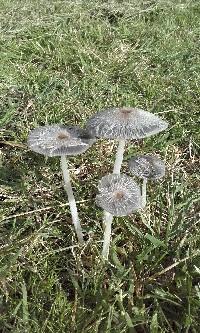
[
  {"x1": 28, "y1": 125, "x2": 95, "y2": 157},
  {"x1": 86, "y1": 107, "x2": 168, "y2": 139},
  {"x1": 128, "y1": 155, "x2": 165, "y2": 179},
  {"x1": 96, "y1": 174, "x2": 142, "y2": 216}
]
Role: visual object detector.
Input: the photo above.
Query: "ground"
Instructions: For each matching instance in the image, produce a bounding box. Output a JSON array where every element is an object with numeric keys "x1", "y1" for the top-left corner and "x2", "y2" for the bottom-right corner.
[{"x1": 0, "y1": 0, "x2": 200, "y2": 332}]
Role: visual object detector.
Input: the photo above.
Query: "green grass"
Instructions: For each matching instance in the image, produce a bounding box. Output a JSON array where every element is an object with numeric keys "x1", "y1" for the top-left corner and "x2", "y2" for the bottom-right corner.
[{"x1": 0, "y1": 0, "x2": 200, "y2": 332}]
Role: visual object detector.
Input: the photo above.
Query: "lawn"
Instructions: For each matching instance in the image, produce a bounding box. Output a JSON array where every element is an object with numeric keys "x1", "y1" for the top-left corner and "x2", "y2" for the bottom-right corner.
[{"x1": 0, "y1": 0, "x2": 200, "y2": 332}]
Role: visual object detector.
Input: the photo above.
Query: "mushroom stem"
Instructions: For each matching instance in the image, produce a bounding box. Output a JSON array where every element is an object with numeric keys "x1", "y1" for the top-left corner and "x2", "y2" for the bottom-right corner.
[
  {"x1": 60, "y1": 155, "x2": 84, "y2": 244},
  {"x1": 113, "y1": 139, "x2": 126, "y2": 174},
  {"x1": 142, "y1": 178, "x2": 147, "y2": 207},
  {"x1": 102, "y1": 212, "x2": 113, "y2": 259}
]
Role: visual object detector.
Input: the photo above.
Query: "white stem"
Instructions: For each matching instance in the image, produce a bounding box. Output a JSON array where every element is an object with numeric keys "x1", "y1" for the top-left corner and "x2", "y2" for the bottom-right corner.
[
  {"x1": 142, "y1": 178, "x2": 147, "y2": 208},
  {"x1": 102, "y1": 139, "x2": 125, "y2": 256},
  {"x1": 102, "y1": 210, "x2": 110, "y2": 228},
  {"x1": 102, "y1": 212, "x2": 113, "y2": 259},
  {"x1": 113, "y1": 139, "x2": 126, "y2": 174},
  {"x1": 60, "y1": 155, "x2": 84, "y2": 244}
]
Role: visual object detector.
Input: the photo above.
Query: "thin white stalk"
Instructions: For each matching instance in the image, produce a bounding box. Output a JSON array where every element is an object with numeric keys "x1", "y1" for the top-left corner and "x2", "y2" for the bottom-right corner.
[
  {"x1": 102, "y1": 212, "x2": 113, "y2": 259},
  {"x1": 102, "y1": 139, "x2": 125, "y2": 228},
  {"x1": 142, "y1": 178, "x2": 147, "y2": 208},
  {"x1": 60, "y1": 155, "x2": 84, "y2": 244},
  {"x1": 103, "y1": 210, "x2": 110, "y2": 228},
  {"x1": 113, "y1": 139, "x2": 126, "y2": 174},
  {"x1": 102, "y1": 139, "x2": 125, "y2": 253}
]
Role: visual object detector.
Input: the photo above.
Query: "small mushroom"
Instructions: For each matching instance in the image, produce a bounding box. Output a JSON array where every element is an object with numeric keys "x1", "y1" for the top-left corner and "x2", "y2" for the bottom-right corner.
[
  {"x1": 128, "y1": 155, "x2": 165, "y2": 207},
  {"x1": 28, "y1": 124, "x2": 95, "y2": 243},
  {"x1": 86, "y1": 107, "x2": 168, "y2": 174},
  {"x1": 96, "y1": 173, "x2": 142, "y2": 259}
]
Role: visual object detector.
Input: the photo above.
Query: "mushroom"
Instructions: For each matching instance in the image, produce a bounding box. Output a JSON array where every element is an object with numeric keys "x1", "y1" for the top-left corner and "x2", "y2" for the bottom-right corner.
[
  {"x1": 96, "y1": 173, "x2": 142, "y2": 259},
  {"x1": 128, "y1": 155, "x2": 165, "y2": 207},
  {"x1": 86, "y1": 107, "x2": 168, "y2": 174},
  {"x1": 28, "y1": 124, "x2": 95, "y2": 243}
]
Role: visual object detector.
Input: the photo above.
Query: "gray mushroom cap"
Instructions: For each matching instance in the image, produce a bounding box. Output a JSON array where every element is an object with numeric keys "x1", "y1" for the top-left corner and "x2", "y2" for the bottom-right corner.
[
  {"x1": 86, "y1": 107, "x2": 168, "y2": 140},
  {"x1": 128, "y1": 155, "x2": 165, "y2": 179},
  {"x1": 28, "y1": 125, "x2": 95, "y2": 157},
  {"x1": 96, "y1": 174, "x2": 142, "y2": 216}
]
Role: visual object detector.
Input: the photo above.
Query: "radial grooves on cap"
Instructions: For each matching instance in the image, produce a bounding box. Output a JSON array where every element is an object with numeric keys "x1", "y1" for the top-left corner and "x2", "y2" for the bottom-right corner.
[
  {"x1": 28, "y1": 125, "x2": 95, "y2": 157},
  {"x1": 86, "y1": 108, "x2": 168, "y2": 140},
  {"x1": 96, "y1": 173, "x2": 142, "y2": 216},
  {"x1": 128, "y1": 155, "x2": 165, "y2": 179}
]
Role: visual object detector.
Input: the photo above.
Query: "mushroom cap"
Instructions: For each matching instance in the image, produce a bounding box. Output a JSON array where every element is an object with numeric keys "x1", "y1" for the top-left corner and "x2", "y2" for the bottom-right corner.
[
  {"x1": 28, "y1": 125, "x2": 95, "y2": 157},
  {"x1": 128, "y1": 155, "x2": 165, "y2": 179},
  {"x1": 96, "y1": 173, "x2": 142, "y2": 216},
  {"x1": 86, "y1": 107, "x2": 168, "y2": 140}
]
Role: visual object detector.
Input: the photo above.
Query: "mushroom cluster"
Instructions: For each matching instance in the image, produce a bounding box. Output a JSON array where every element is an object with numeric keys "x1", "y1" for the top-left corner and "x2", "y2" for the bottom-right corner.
[
  {"x1": 27, "y1": 106, "x2": 168, "y2": 259},
  {"x1": 86, "y1": 107, "x2": 167, "y2": 258}
]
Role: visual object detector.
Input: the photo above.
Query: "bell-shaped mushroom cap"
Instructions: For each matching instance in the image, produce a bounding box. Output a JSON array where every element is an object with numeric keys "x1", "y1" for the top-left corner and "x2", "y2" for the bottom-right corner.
[
  {"x1": 96, "y1": 174, "x2": 142, "y2": 216},
  {"x1": 86, "y1": 107, "x2": 168, "y2": 140},
  {"x1": 128, "y1": 155, "x2": 165, "y2": 179},
  {"x1": 28, "y1": 125, "x2": 95, "y2": 157}
]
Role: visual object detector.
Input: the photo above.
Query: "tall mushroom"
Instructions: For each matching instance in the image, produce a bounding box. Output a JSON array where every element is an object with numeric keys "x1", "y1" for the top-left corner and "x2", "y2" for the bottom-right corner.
[
  {"x1": 86, "y1": 107, "x2": 168, "y2": 174},
  {"x1": 96, "y1": 173, "x2": 142, "y2": 259},
  {"x1": 128, "y1": 154, "x2": 165, "y2": 207},
  {"x1": 28, "y1": 124, "x2": 95, "y2": 243}
]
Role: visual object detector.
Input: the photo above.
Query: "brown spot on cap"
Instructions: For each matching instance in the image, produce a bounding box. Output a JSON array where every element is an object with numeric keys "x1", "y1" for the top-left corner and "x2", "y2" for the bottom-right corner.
[
  {"x1": 120, "y1": 108, "x2": 134, "y2": 119},
  {"x1": 121, "y1": 108, "x2": 132, "y2": 115},
  {"x1": 57, "y1": 132, "x2": 70, "y2": 140},
  {"x1": 114, "y1": 191, "x2": 125, "y2": 200}
]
